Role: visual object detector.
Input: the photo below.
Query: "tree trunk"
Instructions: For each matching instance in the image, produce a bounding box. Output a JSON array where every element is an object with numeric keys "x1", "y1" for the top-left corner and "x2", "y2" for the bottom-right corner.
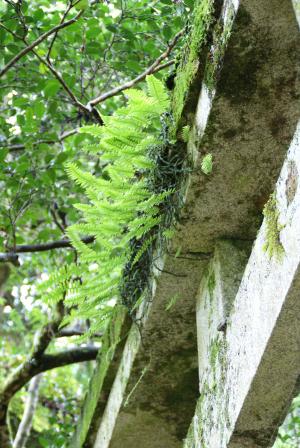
[{"x1": 13, "y1": 375, "x2": 42, "y2": 448}]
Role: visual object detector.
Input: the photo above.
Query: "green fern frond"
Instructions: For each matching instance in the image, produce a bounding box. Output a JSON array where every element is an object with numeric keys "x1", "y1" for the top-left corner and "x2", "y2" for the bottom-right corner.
[
  {"x1": 132, "y1": 235, "x2": 156, "y2": 265},
  {"x1": 146, "y1": 75, "x2": 170, "y2": 110},
  {"x1": 79, "y1": 125, "x2": 104, "y2": 137},
  {"x1": 42, "y1": 75, "x2": 174, "y2": 337}
]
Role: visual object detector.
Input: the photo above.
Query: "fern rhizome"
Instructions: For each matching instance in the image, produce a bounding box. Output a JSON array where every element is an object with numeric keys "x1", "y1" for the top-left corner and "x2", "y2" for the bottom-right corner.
[{"x1": 40, "y1": 76, "x2": 186, "y2": 337}]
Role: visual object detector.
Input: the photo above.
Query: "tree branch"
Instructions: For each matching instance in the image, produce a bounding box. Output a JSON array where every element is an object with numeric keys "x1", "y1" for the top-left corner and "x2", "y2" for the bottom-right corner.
[
  {"x1": 2, "y1": 29, "x2": 180, "y2": 148},
  {"x1": 3, "y1": 60, "x2": 174, "y2": 153},
  {"x1": 1, "y1": 6, "x2": 103, "y2": 124},
  {"x1": 0, "y1": 300, "x2": 98, "y2": 444},
  {"x1": 87, "y1": 29, "x2": 184, "y2": 107},
  {"x1": 0, "y1": 10, "x2": 84, "y2": 78},
  {"x1": 15, "y1": 235, "x2": 94, "y2": 253},
  {"x1": 4, "y1": 60, "x2": 174, "y2": 154},
  {"x1": 0, "y1": 347, "x2": 98, "y2": 446},
  {"x1": 4, "y1": 128, "x2": 78, "y2": 152},
  {"x1": 0, "y1": 344, "x2": 98, "y2": 418},
  {"x1": 57, "y1": 328, "x2": 103, "y2": 338},
  {"x1": 0, "y1": 235, "x2": 95, "y2": 263},
  {"x1": 0, "y1": 21, "x2": 22, "y2": 41},
  {"x1": 6, "y1": 345, "x2": 97, "y2": 447},
  {"x1": 32, "y1": 48, "x2": 102, "y2": 120},
  {"x1": 38, "y1": 347, "x2": 99, "y2": 372}
]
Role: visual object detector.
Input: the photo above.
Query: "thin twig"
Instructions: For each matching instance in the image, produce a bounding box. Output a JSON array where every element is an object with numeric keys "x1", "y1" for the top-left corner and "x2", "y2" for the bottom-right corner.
[
  {"x1": 46, "y1": 1, "x2": 73, "y2": 62},
  {"x1": 0, "y1": 10, "x2": 84, "y2": 78},
  {"x1": 50, "y1": 208, "x2": 65, "y2": 234},
  {"x1": 0, "y1": 22, "x2": 22, "y2": 40},
  {"x1": 87, "y1": 29, "x2": 184, "y2": 107},
  {"x1": 4, "y1": 128, "x2": 78, "y2": 152},
  {"x1": 154, "y1": 263, "x2": 187, "y2": 278},
  {"x1": 32, "y1": 48, "x2": 94, "y2": 117}
]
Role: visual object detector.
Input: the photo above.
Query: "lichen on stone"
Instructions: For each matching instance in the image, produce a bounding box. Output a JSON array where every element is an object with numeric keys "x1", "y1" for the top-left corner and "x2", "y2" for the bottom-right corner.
[{"x1": 262, "y1": 192, "x2": 285, "y2": 261}]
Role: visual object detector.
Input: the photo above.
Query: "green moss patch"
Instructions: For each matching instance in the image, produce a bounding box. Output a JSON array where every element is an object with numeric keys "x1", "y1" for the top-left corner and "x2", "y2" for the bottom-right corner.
[
  {"x1": 262, "y1": 193, "x2": 285, "y2": 261},
  {"x1": 204, "y1": 6, "x2": 234, "y2": 92},
  {"x1": 171, "y1": 0, "x2": 214, "y2": 133}
]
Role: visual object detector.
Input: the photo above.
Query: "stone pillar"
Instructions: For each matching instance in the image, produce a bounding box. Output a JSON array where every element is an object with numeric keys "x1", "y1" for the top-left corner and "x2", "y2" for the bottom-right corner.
[{"x1": 186, "y1": 124, "x2": 300, "y2": 448}]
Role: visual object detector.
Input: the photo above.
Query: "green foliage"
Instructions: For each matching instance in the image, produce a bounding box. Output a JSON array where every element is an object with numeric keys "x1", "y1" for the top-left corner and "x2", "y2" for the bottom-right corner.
[
  {"x1": 273, "y1": 394, "x2": 300, "y2": 448},
  {"x1": 1, "y1": 2, "x2": 299, "y2": 446},
  {"x1": 181, "y1": 124, "x2": 191, "y2": 143},
  {"x1": 0, "y1": 0, "x2": 188, "y2": 255},
  {"x1": 41, "y1": 76, "x2": 171, "y2": 335},
  {"x1": 201, "y1": 153, "x2": 213, "y2": 175},
  {"x1": 165, "y1": 293, "x2": 180, "y2": 311}
]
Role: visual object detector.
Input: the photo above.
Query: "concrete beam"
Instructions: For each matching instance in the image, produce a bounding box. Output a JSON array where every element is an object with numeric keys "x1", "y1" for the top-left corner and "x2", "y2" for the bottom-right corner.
[
  {"x1": 72, "y1": 0, "x2": 300, "y2": 445},
  {"x1": 186, "y1": 122, "x2": 300, "y2": 448}
]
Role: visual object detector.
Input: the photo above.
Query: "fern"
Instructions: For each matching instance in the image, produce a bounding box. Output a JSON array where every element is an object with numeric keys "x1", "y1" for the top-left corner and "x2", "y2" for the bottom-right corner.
[
  {"x1": 201, "y1": 153, "x2": 213, "y2": 175},
  {"x1": 40, "y1": 76, "x2": 173, "y2": 337}
]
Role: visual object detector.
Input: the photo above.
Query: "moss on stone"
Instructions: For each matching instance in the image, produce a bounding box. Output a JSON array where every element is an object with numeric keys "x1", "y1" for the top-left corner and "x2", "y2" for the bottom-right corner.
[
  {"x1": 184, "y1": 347, "x2": 230, "y2": 448},
  {"x1": 171, "y1": 0, "x2": 214, "y2": 135},
  {"x1": 184, "y1": 425, "x2": 196, "y2": 448},
  {"x1": 207, "y1": 270, "x2": 216, "y2": 302},
  {"x1": 209, "y1": 338, "x2": 220, "y2": 369},
  {"x1": 262, "y1": 192, "x2": 285, "y2": 261},
  {"x1": 204, "y1": 6, "x2": 234, "y2": 92}
]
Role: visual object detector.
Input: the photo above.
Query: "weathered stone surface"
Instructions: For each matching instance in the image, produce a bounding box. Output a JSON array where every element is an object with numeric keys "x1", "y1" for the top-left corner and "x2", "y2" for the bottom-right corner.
[
  {"x1": 94, "y1": 254, "x2": 204, "y2": 448},
  {"x1": 72, "y1": 0, "x2": 300, "y2": 445},
  {"x1": 186, "y1": 123, "x2": 300, "y2": 448},
  {"x1": 182, "y1": 0, "x2": 300, "y2": 254},
  {"x1": 196, "y1": 240, "x2": 251, "y2": 385}
]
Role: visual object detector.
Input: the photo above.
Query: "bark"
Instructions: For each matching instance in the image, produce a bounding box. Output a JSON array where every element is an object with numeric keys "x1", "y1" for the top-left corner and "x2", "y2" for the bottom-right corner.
[{"x1": 36, "y1": 347, "x2": 99, "y2": 372}]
